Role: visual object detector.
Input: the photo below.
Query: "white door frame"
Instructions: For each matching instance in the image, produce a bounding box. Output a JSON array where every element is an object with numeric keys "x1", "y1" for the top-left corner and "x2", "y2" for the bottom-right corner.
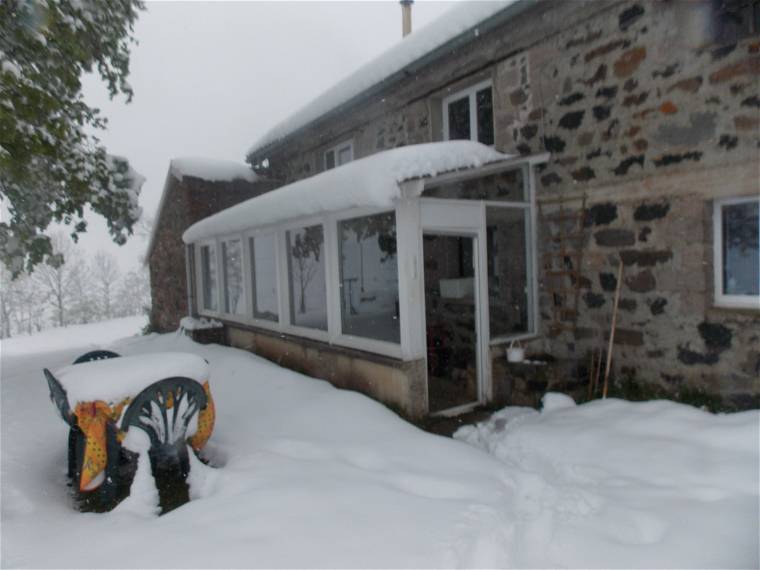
[{"x1": 420, "y1": 200, "x2": 490, "y2": 416}]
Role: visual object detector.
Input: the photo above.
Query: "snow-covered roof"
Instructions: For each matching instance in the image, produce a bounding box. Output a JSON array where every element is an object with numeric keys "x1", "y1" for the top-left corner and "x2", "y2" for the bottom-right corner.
[
  {"x1": 247, "y1": 0, "x2": 524, "y2": 159},
  {"x1": 170, "y1": 156, "x2": 257, "y2": 183},
  {"x1": 184, "y1": 141, "x2": 513, "y2": 243},
  {"x1": 145, "y1": 157, "x2": 259, "y2": 261}
]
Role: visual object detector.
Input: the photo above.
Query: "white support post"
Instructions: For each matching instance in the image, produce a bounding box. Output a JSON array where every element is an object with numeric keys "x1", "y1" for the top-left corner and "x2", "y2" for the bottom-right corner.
[{"x1": 396, "y1": 181, "x2": 426, "y2": 361}]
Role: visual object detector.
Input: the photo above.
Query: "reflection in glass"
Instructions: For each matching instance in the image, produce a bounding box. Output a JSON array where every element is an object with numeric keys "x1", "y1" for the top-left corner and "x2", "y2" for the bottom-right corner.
[
  {"x1": 447, "y1": 96, "x2": 470, "y2": 140},
  {"x1": 287, "y1": 225, "x2": 327, "y2": 330},
  {"x1": 422, "y1": 168, "x2": 526, "y2": 202},
  {"x1": 339, "y1": 212, "x2": 400, "y2": 344},
  {"x1": 200, "y1": 244, "x2": 218, "y2": 312},
  {"x1": 222, "y1": 239, "x2": 244, "y2": 315},
  {"x1": 250, "y1": 234, "x2": 278, "y2": 322},
  {"x1": 476, "y1": 87, "x2": 494, "y2": 145},
  {"x1": 487, "y1": 207, "x2": 529, "y2": 337},
  {"x1": 722, "y1": 201, "x2": 759, "y2": 296}
]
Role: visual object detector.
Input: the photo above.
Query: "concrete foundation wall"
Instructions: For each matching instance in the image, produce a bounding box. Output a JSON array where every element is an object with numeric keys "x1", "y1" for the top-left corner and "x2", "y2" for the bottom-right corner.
[{"x1": 226, "y1": 324, "x2": 428, "y2": 419}]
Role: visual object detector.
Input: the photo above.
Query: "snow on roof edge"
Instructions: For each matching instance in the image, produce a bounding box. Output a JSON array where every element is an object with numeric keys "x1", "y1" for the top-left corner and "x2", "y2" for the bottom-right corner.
[
  {"x1": 170, "y1": 156, "x2": 258, "y2": 183},
  {"x1": 145, "y1": 158, "x2": 259, "y2": 262},
  {"x1": 184, "y1": 141, "x2": 515, "y2": 244},
  {"x1": 246, "y1": 0, "x2": 525, "y2": 159}
]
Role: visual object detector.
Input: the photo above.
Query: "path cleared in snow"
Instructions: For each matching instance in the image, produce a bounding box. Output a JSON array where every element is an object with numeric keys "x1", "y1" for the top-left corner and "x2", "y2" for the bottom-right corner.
[{"x1": 1, "y1": 318, "x2": 758, "y2": 568}]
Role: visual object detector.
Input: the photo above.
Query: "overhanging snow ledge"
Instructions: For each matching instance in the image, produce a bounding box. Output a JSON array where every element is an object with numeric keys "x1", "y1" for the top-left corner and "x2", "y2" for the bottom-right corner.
[{"x1": 183, "y1": 142, "x2": 545, "y2": 244}]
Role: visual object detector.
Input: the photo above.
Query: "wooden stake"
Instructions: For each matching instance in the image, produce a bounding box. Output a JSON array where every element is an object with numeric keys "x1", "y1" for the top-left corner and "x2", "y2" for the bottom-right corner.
[
  {"x1": 603, "y1": 259, "x2": 624, "y2": 399},
  {"x1": 587, "y1": 350, "x2": 595, "y2": 400},
  {"x1": 593, "y1": 347, "x2": 602, "y2": 396}
]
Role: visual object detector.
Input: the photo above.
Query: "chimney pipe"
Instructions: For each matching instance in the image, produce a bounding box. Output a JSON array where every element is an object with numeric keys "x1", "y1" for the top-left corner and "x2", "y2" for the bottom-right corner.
[{"x1": 401, "y1": 0, "x2": 413, "y2": 38}]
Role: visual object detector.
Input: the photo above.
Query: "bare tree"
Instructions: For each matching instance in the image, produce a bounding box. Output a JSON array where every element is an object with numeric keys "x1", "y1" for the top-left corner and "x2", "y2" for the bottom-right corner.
[
  {"x1": 91, "y1": 252, "x2": 121, "y2": 320},
  {"x1": 32, "y1": 233, "x2": 85, "y2": 327},
  {"x1": 115, "y1": 268, "x2": 151, "y2": 317},
  {"x1": 12, "y1": 273, "x2": 47, "y2": 335},
  {"x1": 290, "y1": 227, "x2": 322, "y2": 314}
]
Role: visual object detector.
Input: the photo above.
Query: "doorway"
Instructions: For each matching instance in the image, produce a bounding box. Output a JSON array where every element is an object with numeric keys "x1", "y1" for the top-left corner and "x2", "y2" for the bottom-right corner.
[{"x1": 423, "y1": 233, "x2": 481, "y2": 414}]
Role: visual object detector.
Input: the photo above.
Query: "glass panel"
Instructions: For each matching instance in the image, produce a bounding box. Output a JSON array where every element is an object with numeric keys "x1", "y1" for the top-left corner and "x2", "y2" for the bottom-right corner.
[
  {"x1": 487, "y1": 207, "x2": 529, "y2": 337},
  {"x1": 447, "y1": 96, "x2": 470, "y2": 140},
  {"x1": 287, "y1": 225, "x2": 327, "y2": 330},
  {"x1": 325, "y1": 149, "x2": 335, "y2": 170},
  {"x1": 222, "y1": 239, "x2": 244, "y2": 316},
  {"x1": 422, "y1": 168, "x2": 526, "y2": 202},
  {"x1": 201, "y1": 244, "x2": 218, "y2": 312},
  {"x1": 337, "y1": 145, "x2": 352, "y2": 166},
  {"x1": 338, "y1": 212, "x2": 400, "y2": 344},
  {"x1": 423, "y1": 234, "x2": 478, "y2": 413},
  {"x1": 476, "y1": 87, "x2": 494, "y2": 146},
  {"x1": 250, "y1": 234, "x2": 278, "y2": 322},
  {"x1": 722, "y1": 201, "x2": 759, "y2": 296}
]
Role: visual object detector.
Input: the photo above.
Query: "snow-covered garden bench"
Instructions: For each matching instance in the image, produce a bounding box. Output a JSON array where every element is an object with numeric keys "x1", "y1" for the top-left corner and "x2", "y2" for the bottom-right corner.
[{"x1": 43, "y1": 352, "x2": 215, "y2": 514}]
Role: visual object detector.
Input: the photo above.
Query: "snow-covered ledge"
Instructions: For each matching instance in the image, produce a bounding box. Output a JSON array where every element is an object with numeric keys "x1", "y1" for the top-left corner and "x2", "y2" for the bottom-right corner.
[{"x1": 183, "y1": 141, "x2": 512, "y2": 244}]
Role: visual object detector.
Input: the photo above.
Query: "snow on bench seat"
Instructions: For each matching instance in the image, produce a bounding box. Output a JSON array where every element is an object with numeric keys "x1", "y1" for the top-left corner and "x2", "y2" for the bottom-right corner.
[{"x1": 55, "y1": 352, "x2": 209, "y2": 405}]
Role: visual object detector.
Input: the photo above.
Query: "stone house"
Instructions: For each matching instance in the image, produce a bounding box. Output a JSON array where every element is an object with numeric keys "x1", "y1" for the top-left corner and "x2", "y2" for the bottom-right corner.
[
  {"x1": 168, "y1": 0, "x2": 758, "y2": 417},
  {"x1": 147, "y1": 158, "x2": 275, "y2": 332}
]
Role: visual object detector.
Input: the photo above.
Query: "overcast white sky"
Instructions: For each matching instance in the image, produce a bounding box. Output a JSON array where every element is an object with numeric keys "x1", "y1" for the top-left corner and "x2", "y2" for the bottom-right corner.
[{"x1": 75, "y1": 0, "x2": 459, "y2": 273}]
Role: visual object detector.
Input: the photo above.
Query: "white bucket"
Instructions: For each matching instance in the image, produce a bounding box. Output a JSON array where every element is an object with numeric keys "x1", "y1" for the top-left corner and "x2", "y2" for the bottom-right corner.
[{"x1": 506, "y1": 339, "x2": 525, "y2": 363}]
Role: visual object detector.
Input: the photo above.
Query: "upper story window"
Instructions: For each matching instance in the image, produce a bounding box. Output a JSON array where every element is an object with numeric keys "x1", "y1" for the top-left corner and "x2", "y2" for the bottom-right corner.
[
  {"x1": 324, "y1": 140, "x2": 353, "y2": 170},
  {"x1": 712, "y1": 0, "x2": 760, "y2": 43},
  {"x1": 442, "y1": 80, "x2": 494, "y2": 146},
  {"x1": 714, "y1": 196, "x2": 759, "y2": 309}
]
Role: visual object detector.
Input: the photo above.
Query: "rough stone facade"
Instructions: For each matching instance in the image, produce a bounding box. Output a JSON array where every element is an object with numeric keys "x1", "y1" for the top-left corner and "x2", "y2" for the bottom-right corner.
[
  {"x1": 148, "y1": 172, "x2": 274, "y2": 332},
  {"x1": 240, "y1": 0, "x2": 758, "y2": 409}
]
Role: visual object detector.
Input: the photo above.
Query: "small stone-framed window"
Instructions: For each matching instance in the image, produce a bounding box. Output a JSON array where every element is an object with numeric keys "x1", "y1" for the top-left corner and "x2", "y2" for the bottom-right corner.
[
  {"x1": 324, "y1": 140, "x2": 353, "y2": 171},
  {"x1": 712, "y1": 0, "x2": 760, "y2": 43},
  {"x1": 442, "y1": 79, "x2": 494, "y2": 146},
  {"x1": 713, "y1": 196, "x2": 760, "y2": 309}
]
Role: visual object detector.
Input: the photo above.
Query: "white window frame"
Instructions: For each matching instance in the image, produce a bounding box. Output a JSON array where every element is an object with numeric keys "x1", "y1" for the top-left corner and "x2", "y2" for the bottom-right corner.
[
  {"x1": 219, "y1": 234, "x2": 247, "y2": 318},
  {"x1": 713, "y1": 196, "x2": 760, "y2": 310},
  {"x1": 442, "y1": 79, "x2": 493, "y2": 144},
  {"x1": 330, "y1": 206, "x2": 404, "y2": 359},
  {"x1": 324, "y1": 139, "x2": 354, "y2": 171},
  {"x1": 191, "y1": 156, "x2": 545, "y2": 364},
  {"x1": 243, "y1": 227, "x2": 282, "y2": 332},
  {"x1": 281, "y1": 216, "x2": 332, "y2": 343},
  {"x1": 196, "y1": 238, "x2": 222, "y2": 317}
]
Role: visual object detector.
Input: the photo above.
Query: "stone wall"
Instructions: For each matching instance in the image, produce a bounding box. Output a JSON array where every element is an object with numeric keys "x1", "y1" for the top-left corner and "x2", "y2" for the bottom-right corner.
[
  {"x1": 148, "y1": 173, "x2": 274, "y2": 332},
  {"x1": 247, "y1": 0, "x2": 759, "y2": 407}
]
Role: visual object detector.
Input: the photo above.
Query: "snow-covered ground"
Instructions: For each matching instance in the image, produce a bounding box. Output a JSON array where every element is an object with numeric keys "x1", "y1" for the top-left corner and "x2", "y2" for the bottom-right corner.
[{"x1": 1, "y1": 318, "x2": 758, "y2": 568}]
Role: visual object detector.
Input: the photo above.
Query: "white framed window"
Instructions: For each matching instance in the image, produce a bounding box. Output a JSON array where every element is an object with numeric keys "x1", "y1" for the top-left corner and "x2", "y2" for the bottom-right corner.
[
  {"x1": 337, "y1": 210, "x2": 401, "y2": 345},
  {"x1": 221, "y1": 237, "x2": 245, "y2": 317},
  {"x1": 285, "y1": 222, "x2": 328, "y2": 331},
  {"x1": 324, "y1": 140, "x2": 353, "y2": 171},
  {"x1": 198, "y1": 241, "x2": 220, "y2": 313},
  {"x1": 713, "y1": 196, "x2": 760, "y2": 309},
  {"x1": 442, "y1": 79, "x2": 494, "y2": 146},
  {"x1": 248, "y1": 231, "x2": 280, "y2": 324}
]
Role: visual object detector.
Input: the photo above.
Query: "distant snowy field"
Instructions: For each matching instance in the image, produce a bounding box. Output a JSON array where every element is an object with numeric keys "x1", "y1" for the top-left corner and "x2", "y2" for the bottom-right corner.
[{"x1": 1, "y1": 317, "x2": 757, "y2": 568}]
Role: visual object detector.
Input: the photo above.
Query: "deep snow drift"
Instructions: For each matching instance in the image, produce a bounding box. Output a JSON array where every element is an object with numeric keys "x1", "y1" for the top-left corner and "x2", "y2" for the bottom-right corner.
[{"x1": 1, "y1": 318, "x2": 758, "y2": 568}]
